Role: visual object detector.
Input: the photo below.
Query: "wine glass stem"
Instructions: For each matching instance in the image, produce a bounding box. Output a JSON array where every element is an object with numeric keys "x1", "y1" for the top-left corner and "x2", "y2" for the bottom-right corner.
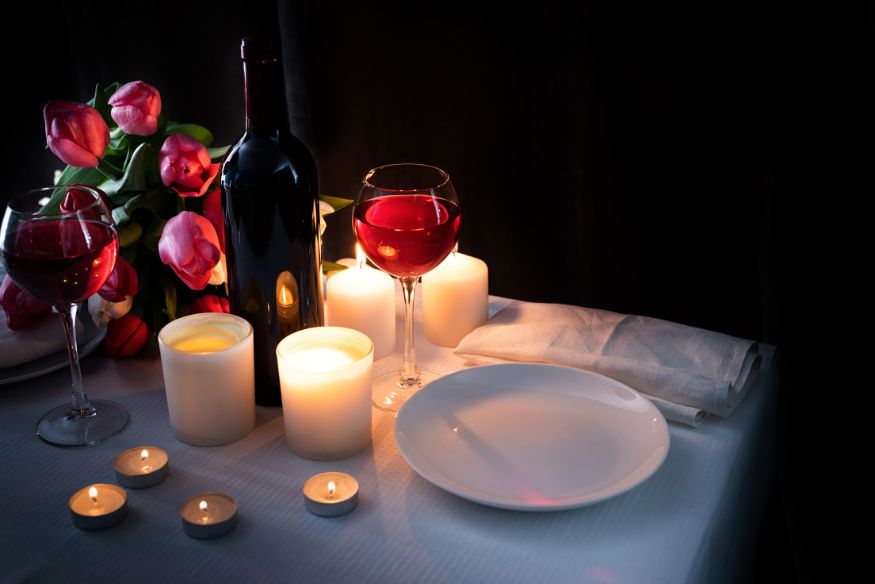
[
  {"x1": 400, "y1": 276, "x2": 419, "y2": 386},
  {"x1": 60, "y1": 303, "x2": 91, "y2": 415}
]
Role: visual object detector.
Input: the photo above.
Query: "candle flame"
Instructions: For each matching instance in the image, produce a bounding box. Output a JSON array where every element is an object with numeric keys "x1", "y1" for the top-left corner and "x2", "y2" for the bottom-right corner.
[
  {"x1": 89, "y1": 486, "x2": 98, "y2": 503},
  {"x1": 453, "y1": 242, "x2": 459, "y2": 255},
  {"x1": 327, "y1": 480, "x2": 337, "y2": 496},
  {"x1": 199, "y1": 500, "x2": 208, "y2": 513},
  {"x1": 356, "y1": 243, "x2": 366, "y2": 269},
  {"x1": 140, "y1": 449, "x2": 149, "y2": 462}
]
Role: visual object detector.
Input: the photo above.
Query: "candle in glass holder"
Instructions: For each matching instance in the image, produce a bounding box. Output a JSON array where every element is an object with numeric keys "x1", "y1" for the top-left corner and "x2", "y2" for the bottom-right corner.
[
  {"x1": 69, "y1": 484, "x2": 127, "y2": 530},
  {"x1": 422, "y1": 250, "x2": 488, "y2": 347},
  {"x1": 158, "y1": 313, "x2": 255, "y2": 446},
  {"x1": 276, "y1": 327, "x2": 373, "y2": 460},
  {"x1": 325, "y1": 245, "x2": 395, "y2": 359},
  {"x1": 114, "y1": 446, "x2": 169, "y2": 488}
]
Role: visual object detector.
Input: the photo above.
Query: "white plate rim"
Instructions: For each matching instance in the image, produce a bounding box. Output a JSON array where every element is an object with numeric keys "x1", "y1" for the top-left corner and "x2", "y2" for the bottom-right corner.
[{"x1": 394, "y1": 363, "x2": 670, "y2": 511}]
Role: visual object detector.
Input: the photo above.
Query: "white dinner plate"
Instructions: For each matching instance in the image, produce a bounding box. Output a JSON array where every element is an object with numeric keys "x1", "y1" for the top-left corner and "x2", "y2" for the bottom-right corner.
[{"x1": 394, "y1": 363, "x2": 670, "y2": 511}]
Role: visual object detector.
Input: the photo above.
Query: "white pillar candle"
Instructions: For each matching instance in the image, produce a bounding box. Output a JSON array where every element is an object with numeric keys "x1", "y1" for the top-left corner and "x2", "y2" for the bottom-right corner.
[
  {"x1": 422, "y1": 251, "x2": 489, "y2": 347},
  {"x1": 325, "y1": 245, "x2": 396, "y2": 359},
  {"x1": 276, "y1": 326, "x2": 373, "y2": 460},
  {"x1": 158, "y1": 313, "x2": 255, "y2": 446}
]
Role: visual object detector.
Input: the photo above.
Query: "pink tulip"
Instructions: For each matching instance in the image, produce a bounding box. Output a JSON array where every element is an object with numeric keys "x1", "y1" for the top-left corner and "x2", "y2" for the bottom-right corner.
[
  {"x1": 190, "y1": 294, "x2": 230, "y2": 314},
  {"x1": 44, "y1": 101, "x2": 109, "y2": 168},
  {"x1": 158, "y1": 211, "x2": 221, "y2": 290},
  {"x1": 108, "y1": 81, "x2": 162, "y2": 136},
  {"x1": 59, "y1": 184, "x2": 111, "y2": 219},
  {"x1": 98, "y1": 256, "x2": 138, "y2": 302},
  {"x1": 202, "y1": 188, "x2": 225, "y2": 253},
  {"x1": 0, "y1": 275, "x2": 52, "y2": 331},
  {"x1": 159, "y1": 134, "x2": 220, "y2": 198},
  {"x1": 105, "y1": 313, "x2": 149, "y2": 358}
]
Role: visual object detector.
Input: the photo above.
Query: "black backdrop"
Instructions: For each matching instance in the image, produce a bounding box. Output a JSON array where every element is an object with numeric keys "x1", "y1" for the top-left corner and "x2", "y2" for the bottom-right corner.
[{"x1": 4, "y1": 0, "x2": 818, "y2": 579}]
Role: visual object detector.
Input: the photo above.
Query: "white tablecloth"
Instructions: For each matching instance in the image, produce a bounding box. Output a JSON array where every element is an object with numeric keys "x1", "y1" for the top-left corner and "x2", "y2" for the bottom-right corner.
[{"x1": 0, "y1": 292, "x2": 777, "y2": 584}]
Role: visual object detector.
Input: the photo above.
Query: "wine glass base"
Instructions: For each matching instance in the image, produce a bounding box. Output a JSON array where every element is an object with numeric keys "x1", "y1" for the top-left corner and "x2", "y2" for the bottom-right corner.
[
  {"x1": 36, "y1": 399, "x2": 130, "y2": 447},
  {"x1": 372, "y1": 370, "x2": 440, "y2": 413}
]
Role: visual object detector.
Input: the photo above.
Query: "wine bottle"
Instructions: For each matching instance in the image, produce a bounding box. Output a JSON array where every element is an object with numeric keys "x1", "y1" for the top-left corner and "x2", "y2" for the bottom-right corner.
[{"x1": 221, "y1": 35, "x2": 324, "y2": 406}]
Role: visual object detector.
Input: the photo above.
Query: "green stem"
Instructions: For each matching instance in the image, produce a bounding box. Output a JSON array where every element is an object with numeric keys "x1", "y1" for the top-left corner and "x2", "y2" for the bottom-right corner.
[{"x1": 96, "y1": 157, "x2": 123, "y2": 181}]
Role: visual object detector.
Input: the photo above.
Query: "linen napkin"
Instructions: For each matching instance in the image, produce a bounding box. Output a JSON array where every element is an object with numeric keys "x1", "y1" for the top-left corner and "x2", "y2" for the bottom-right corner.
[{"x1": 454, "y1": 301, "x2": 761, "y2": 427}]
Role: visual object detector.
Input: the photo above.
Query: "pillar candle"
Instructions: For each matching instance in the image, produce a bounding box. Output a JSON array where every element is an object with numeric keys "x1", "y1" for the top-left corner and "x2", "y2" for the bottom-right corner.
[{"x1": 422, "y1": 251, "x2": 488, "y2": 347}]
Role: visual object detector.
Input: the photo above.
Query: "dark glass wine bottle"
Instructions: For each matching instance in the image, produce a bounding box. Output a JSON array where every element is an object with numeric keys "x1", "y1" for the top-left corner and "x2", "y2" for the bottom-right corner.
[{"x1": 221, "y1": 35, "x2": 324, "y2": 406}]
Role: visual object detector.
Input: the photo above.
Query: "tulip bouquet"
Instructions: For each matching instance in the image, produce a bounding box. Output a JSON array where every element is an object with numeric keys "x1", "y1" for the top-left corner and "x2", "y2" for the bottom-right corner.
[{"x1": 0, "y1": 81, "x2": 349, "y2": 357}]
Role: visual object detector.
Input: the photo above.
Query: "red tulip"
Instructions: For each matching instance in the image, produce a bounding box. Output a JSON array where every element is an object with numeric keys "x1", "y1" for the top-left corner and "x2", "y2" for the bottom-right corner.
[
  {"x1": 158, "y1": 211, "x2": 221, "y2": 290},
  {"x1": 202, "y1": 188, "x2": 225, "y2": 253},
  {"x1": 59, "y1": 185, "x2": 111, "y2": 219},
  {"x1": 108, "y1": 81, "x2": 162, "y2": 136},
  {"x1": 98, "y1": 256, "x2": 138, "y2": 302},
  {"x1": 190, "y1": 294, "x2": 230, "y2": 314},
  {"x1": 44, "y1": 101, "x2": 109, "y2": 168},
  {"x1": 0, "y1": 275, "x2": 52, "y2": 331},
  {"x1": 159, "y1": 133, "x2": 220, "y2": 198},
  {"x1": 105, "y1": 313, "x2": 149, "y2": 358}
]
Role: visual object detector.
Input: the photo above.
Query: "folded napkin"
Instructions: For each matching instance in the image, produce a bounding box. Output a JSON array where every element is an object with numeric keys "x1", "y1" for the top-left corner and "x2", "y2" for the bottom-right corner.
[
  {"x1": 0, "y1": 309, "x2": 82, "y2": 369},
  {"x1": 454, "y1": 301, "x2": 762, "y2": 427}
]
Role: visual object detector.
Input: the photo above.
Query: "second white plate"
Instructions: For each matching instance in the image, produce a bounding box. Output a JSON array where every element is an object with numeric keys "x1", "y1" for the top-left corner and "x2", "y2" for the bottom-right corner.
[{"x1": 394, "y1": 363, "x2": 670, "y2": 511}]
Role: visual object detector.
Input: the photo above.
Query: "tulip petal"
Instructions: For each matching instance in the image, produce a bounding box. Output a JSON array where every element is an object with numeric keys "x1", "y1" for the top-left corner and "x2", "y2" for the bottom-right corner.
[{"x1": 158, "y1": 212, "x2": 221, "y2": 290}]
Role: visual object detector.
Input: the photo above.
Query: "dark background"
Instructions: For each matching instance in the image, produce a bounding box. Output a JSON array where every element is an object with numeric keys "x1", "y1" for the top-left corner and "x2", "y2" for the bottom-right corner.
[{"x1": 5, "y1": 0, "x2": 824, "y2": 580}]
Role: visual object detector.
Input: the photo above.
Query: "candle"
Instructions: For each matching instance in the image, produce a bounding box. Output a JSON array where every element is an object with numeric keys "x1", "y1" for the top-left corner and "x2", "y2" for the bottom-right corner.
[
  {"x1": 113, "y1": 446, "x2": 169, "y2": 488},
  {"x1": 303, "y1": 472, "x2": 359, "y2": 517},
  {"x1": 325, "y1": 245, "x2": 396, "y2": 359},
  {"x1": 422, "y1": 251, "x2": 489, "y2": 347},
  {"x1": 158, "y1": 313, "x2": 255, "y2": 446},
  {"x1": 69, "y1": 484, "x2": 127, "y2": 530},
  {"x1": 180, "y1": 493, "x2": 238, "y2": 539},
  {"x1": 276, "y1": 327, "x2": 373, "y2": 460},
  {"x1": 276, "y1": 270, "x2": 300, "y2": 336}
]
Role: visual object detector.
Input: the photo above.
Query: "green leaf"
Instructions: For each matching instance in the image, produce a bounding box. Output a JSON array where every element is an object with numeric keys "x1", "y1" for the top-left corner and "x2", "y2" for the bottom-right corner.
[
  {"x1": 322, "y1": 260, "x2": 349, "y2": 274},
  {"x1": 124, "y1": 188, "x2": 172, "y2": 217},
  {"x1": 319, "y1": 195, "x2": 353, "y2": 212},
  {"x1": 111, "y1": 206, "x2": 129, "y2": 225},
  {"x1": 87, "y1": 82, "x2": 119, "y2": 128},
  {"x1": 165, "y1": 123, "x2": 213, "y2": 147},
  {"x1": 208, "y1": 145, "x2": 231, "y2": 161},
  {"x1": 118, "y1": 221, "x2": 143, "y2": 247},
  {"x1": 141, "y1": 217, "x2": 167, "y2": 253},
  {"x1": 99, "y1": 143, "x2": 153, "y2": 197}
]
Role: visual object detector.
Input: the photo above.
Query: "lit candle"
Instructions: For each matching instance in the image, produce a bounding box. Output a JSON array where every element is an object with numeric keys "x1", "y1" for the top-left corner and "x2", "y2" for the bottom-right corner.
[
  {"x1": 158, "y1": 313, "x2": 255, "y2": 446},
  {"x1": 325, "y1": 244, "x2": 396, "y2": 359},
  {"x1": 303, "y1": 472, "x2": 359, "y2": 517},
  {"x1": 113, "y1": 445, "x2": 169, "y2": 488},
  {"x1": 276, "y1": 327, "x2": 373, "y2": 460},
  {"x1": 69, "y1": 484, "x2": 127, "y2": 530},
  {"x1": 180, "y1": 493, "x2": 238, "y2": 539},
  {"x1": 422, "y1": 250, "x2": 489, "y2": 347}
]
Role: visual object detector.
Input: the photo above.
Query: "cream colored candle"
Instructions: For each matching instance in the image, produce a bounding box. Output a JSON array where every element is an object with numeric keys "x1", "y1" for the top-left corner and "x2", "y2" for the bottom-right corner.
[
  {"x1": 158, "y1": 313, "x2": 255, "y2": 446},
  {"x1": 422, "y1": 251, "x2": 489, "y2": 347},
  {"x1": 325, "y1": 245, "x2": 396, "y2": 359},
  {"x1": 276, "y1": 327, "x2": 373, "y2": 460}
]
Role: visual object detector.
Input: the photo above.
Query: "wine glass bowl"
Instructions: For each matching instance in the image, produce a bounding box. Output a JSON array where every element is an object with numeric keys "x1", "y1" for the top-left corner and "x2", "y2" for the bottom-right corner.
[
  {"x1": 353, "y1": 163, "x2": 461, "y2": 411},
  {"x1": 1, "y1": 185, "x2": 129, "y2": 446}
]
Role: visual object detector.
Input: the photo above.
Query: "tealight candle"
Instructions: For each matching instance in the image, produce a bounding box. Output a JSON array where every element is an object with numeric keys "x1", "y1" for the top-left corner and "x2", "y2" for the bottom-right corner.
[
  {"x1": 303, "y1": 472, "x2": 359, "y2": 517},
  {"x1": 69, "y1": 484, "x2": 127, "y2": 530},
  {"x1": 114, "y1": 446, "x2": 169, "y2": 488},
  {"x1": 180, "y1": 493, "x2": 238, "y2": 539},
  {"x1": 158, "y1": 313, "x2": 255, "y2": 446},
  {"x1": 422, "y1": 250, "x2": 488, "y2": 347},
  {"x1": 325, "y1": 245, "x2": 396, "y2": 359},
  {"x1": 276, "y1": 327, "x2": 373, "y2": 460}
]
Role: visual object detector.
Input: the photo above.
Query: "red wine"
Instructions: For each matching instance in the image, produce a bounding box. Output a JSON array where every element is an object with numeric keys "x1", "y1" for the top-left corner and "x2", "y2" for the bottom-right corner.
[
  {"x1": 2, "y1": 220, "x2": 118, "y2": 304},
  {"x1": 221, "y1": 35, "x2": 324, "y2": 406},
  {"x1": 353, "y1": 195, "x2": 461, "y2": 278}
]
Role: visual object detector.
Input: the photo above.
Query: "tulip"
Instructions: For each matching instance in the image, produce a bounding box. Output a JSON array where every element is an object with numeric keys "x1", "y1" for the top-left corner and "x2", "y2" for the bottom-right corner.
[
  {"x1": 0, "y1": 275, "x2": 52, "y2": 331},
  {"x1": 202, "y1": 188, "x2": 225, "y2": 253},
  {"x1": 190, "y1": 294, "x2": 230, "y2": 314},
  {"x1": 158, "y1": 211, "x2": 221, "y2": 290},
  {"x1": 159, "y1": 133, "x2": 220, "y2": 198},
  {"x1": 59, "y1": 185, "x2": 112, "y2": 219},
  {"x1": 88, "y1": 293, "x2": 133, "y2": 327},
  {"x1": 208, "y1": 252, "x2": 226, "y2": 286},
  {"x1": 105, "y1": 313, "x2": 149, "y2": 358},
  {"x1": 108, "y1": 81, "x2": 162, "y2": 136},
  {"x1": 98, "y1": 256, "x2": 138, "y2": 302},
  {"x1": 44, "y1": 101, "x2": 109, "y2": 168}
]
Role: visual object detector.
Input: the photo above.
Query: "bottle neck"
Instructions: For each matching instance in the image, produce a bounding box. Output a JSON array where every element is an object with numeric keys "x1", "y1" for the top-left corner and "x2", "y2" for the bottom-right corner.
[{"x1": 243, "y1": 58, "x2": 288, "y2": 133}]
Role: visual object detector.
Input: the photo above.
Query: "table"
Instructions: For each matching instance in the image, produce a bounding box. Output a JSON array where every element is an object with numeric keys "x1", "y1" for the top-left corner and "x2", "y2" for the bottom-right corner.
[{"x1": 0, "y1": 293, "x2": 777, "y2": 584}]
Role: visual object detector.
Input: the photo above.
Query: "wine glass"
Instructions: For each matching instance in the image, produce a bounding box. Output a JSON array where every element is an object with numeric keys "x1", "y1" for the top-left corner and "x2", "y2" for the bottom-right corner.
[
  {"x1": 1, "y1": 185, "x2": 130, "y2": 446},
  {"x1": 353, "y1": 163, "x2": 461, "y2": 411}
]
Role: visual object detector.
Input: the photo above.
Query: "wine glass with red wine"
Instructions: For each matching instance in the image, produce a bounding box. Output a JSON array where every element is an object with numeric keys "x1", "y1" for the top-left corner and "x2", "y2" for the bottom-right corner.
[
  {"x1": 353, "y1": 163, "x2": 461, "y2": 411},
  {"x1": 1, "y1": 185, "x2": 129, "y2": 446}
]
